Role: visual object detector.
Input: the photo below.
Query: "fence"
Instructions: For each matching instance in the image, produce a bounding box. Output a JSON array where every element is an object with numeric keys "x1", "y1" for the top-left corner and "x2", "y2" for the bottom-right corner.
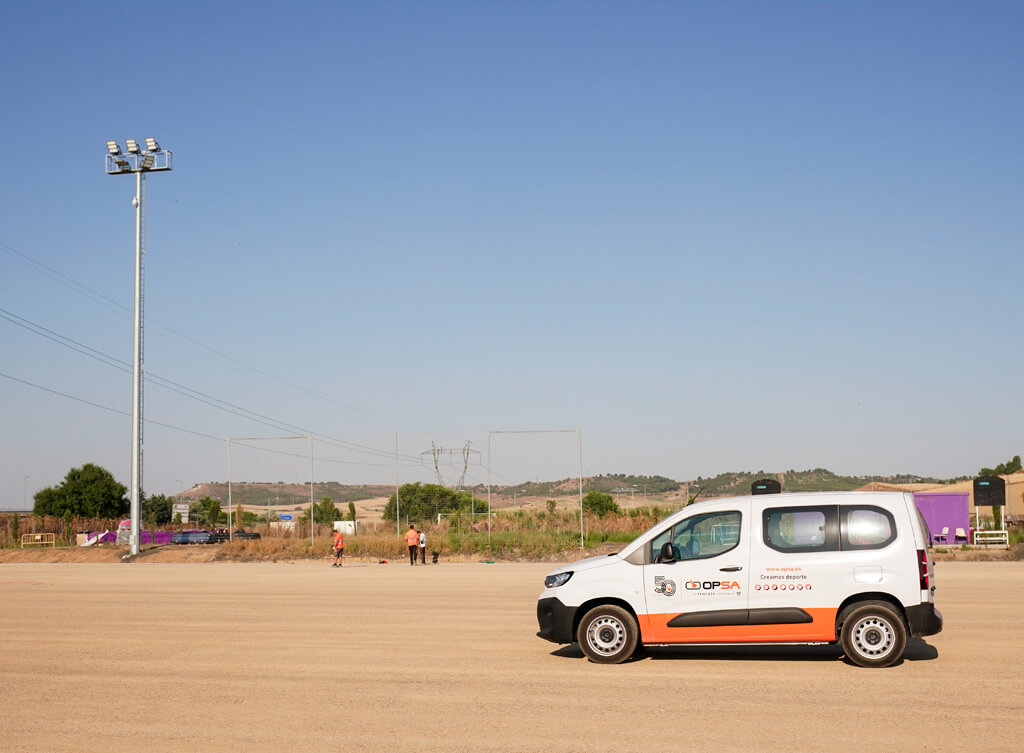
[{"x1": 21, "y1": 533, "x2": 55, "y2": 548}]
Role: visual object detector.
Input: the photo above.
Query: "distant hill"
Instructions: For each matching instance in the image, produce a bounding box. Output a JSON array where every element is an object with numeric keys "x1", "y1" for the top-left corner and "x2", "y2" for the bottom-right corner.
[
  {"x1": 691, "y1": 468, "x2": 949, "y2": 498},
  {"x1": 502, "y1": 474, "x2": 681, "y2": 498},
  {"x1": 180, "y1": 481, "x2": 394, "y2": 508},
  {"x1": 177, "y1": 468, "x2": 953, "y2": 507}
]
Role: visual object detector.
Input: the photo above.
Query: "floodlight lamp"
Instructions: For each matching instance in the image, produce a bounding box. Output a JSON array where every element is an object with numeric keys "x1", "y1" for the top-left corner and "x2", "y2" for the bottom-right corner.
[
  {"x1": 145, "y1": 137, "x2": 160, "y2": 152},
  {"x1": 126, "y1": 139, "x2": 140, "y2": 153},
  {"x1": 141, "y1": 154, "x2": 155, "y2": 170},
  {"x1": 106, "y1": 140, "x2": 121, "y2": 155},
  {"x1": 115, "y1": 158, "x2": 131, "y2": 169}
]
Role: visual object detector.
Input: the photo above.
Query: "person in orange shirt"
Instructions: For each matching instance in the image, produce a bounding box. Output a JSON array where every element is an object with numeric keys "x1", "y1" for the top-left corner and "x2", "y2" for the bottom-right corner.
[
  {"x1": 405, "y1": 524, "x2": 419, "y2": 566},
  {"x1": 332, "y1": 529, "x2": 344, "y2": 567}
]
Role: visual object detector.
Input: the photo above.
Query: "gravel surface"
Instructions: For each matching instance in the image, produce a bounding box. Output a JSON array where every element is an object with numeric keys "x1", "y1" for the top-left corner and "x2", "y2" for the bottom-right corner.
[{"x1": 0, "y1": 560, "x2": 1019, "y2": 752}]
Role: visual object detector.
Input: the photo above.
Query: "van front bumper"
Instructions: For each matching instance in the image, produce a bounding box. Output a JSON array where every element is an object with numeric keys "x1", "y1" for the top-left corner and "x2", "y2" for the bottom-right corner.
[
  {"x1": 906, "y1": 603, "x2": 943, "y2": 637},
  {"x1": 537, "y1": 597, "x2": 577, "y2": 644}
]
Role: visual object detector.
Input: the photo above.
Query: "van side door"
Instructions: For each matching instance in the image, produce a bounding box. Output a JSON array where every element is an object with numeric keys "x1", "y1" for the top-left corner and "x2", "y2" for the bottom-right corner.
[
  {"x1": 641, "y1": 503, "x2": 750, "y2": 644},
  {"x1": 747, "y1": 503, "x2": 841, "y2": 642}
]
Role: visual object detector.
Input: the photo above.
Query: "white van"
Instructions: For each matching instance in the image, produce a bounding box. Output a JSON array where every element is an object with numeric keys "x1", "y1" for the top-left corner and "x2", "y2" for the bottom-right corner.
[{"x1": 537, "y1": 492, "x2": 941, "y2": 667}]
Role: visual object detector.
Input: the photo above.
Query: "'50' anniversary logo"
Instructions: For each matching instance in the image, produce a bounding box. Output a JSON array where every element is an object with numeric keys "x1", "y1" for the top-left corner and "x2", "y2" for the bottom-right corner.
[{"x1": 653, "y1": 576, "x2": 676, "y2": 596}]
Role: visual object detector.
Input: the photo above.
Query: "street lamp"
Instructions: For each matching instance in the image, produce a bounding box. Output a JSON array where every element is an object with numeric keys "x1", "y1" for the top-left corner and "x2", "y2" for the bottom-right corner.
[{"x1": 105, "y1": 138, "x2": 172, "y2": 556}]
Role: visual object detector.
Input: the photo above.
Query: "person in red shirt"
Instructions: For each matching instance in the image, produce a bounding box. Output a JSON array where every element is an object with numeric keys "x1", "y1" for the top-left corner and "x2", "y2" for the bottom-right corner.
[
  {"x1": 332, "y1": 529, "x2": 344, "y2": 567},
  {"x1": 405, "y1": 524, "x2": 419, "y2": 566}
]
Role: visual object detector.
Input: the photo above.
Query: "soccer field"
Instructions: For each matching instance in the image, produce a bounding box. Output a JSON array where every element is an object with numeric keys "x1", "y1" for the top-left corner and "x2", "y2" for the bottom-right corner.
[{"x1": 0, "y1": 561, "x2": 1019, "y2": 752}]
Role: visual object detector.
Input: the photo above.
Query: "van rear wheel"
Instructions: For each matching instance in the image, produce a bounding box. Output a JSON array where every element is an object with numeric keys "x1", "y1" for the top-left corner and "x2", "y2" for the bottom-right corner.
[
  {"x1": 576, "y1": 604, "x2": 639, "y2": 664},
  {"x1": 840, "y1": 602, "x2": 907, "y2": 668}
]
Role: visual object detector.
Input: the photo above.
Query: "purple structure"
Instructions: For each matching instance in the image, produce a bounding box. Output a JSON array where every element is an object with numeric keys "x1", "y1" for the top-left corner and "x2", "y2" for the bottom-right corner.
[
  {"x1": 914, "y1": 492, "x2": 970, "y2": 545},
  {"x1": 89, "y1": 530, "x2": 172, "y2": 545}
]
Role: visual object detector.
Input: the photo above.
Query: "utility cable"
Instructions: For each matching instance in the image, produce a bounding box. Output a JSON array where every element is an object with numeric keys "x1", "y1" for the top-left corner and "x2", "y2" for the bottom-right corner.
[
  {"x1": 0, "y1": 369, "x2": 422, "y2": 469},
  {"x1": 0, "y1": 305, "x2": 422, "y2": 463},
  {"x1": 0, "y1": 239, "x2": 469, "y2": 440}
]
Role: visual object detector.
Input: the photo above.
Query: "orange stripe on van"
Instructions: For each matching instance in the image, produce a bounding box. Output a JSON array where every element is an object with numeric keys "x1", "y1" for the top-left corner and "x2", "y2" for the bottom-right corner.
[{"x1": 639, "y1": 608, "x2": 837, "y2": 644}]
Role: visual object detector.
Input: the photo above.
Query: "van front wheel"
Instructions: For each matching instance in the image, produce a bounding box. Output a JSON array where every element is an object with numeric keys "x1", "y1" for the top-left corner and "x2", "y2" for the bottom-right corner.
[
  {"x1": 576, "y1": 605, "x2": 639, "y2": 664},
  {"x1": 840, "y1": 602, "x2": 907, "y2": 668}
]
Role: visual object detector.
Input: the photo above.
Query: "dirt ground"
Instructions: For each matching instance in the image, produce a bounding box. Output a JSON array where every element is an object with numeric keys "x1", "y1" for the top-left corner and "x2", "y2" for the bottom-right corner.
[{"x1": 0, "y1": 561, "x2": 1019, "y2": 753}]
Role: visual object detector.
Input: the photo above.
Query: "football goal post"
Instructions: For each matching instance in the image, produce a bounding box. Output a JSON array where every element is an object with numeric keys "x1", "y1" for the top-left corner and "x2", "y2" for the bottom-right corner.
[
  {"x1": 227, "y1": 435, "x2": 314, "y2": 546},
  {"x1": 487, "y1": 428, "x2": 584, "y2": 548}
]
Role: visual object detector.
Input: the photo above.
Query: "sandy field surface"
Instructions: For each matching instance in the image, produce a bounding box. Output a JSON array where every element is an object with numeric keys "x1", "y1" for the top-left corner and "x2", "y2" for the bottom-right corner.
[{"x1": 0, "y1": 561, "x2": 1020, "y2": 753}]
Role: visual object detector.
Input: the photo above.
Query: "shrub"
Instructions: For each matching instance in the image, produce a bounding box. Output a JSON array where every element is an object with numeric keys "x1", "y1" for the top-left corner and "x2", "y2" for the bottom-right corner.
[{"x1": 582, "y1": 491, "x2": 619, "y2": 517}]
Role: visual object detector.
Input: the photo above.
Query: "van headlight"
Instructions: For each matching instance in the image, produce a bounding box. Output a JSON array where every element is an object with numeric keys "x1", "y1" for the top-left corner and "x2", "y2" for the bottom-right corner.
[{"x1": 544, "y1": 571, "x2": 573, "y2": 588}]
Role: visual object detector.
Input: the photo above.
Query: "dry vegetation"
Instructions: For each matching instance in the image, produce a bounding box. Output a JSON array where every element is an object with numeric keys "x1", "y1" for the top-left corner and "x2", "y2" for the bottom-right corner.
[
  {"x1": 5, "y1": 507, "x2": 1021, "y2": 563},
  {"x1": 0, "y1": 507, "x2": 680, "y2": 561}
]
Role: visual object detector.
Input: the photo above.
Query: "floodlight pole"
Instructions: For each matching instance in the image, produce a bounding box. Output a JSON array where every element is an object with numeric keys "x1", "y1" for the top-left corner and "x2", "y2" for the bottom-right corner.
[
  {"x1": 227, "y1": 438, "x2": 233, "y2": 542},
  {"x1": 309, "y1": 435, "x2": 314, "y2": 548},
  {"x1": 394, "y1": 432, "x2": 400, "y2": 537},
  {"x1": 486, "y1": 431, "x2": 492, "y2": 548},
  {"x1": 106, "y1": 139, "x2": 172, "y2": 556},
  {"x1": 128, "y1": 170, "x2": 144, "y2": 555},
  {"x1": 577, "y1": 428, "x2": 584, "y2": 548}
]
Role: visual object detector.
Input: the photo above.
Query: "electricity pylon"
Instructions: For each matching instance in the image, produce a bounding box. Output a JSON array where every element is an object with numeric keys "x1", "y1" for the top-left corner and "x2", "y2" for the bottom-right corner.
[{"x1": 421, "y1": 441, "x2": 480, "y2": 490}]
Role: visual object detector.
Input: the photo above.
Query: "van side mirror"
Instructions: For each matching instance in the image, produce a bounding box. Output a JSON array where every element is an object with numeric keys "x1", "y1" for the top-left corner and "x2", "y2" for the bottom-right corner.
[{"x1": 659, "y1": 542, "x2": 676, "y2": 563}]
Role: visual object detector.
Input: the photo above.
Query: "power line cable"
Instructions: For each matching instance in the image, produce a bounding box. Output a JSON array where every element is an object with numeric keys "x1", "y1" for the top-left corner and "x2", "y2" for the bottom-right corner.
[
  {"x1": 0, "y1": 305, "x2": 423, "y2": 463},
  {"x1": 0, "y1": 239, "x2": 468, "y2": 439},
  {"x1": 0, "y1": 369, "x2": 419, "y2": 469}
]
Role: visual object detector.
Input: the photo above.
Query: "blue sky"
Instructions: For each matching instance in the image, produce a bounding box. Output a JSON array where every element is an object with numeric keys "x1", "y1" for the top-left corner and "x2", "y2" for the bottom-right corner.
[{"x1": 1, "y1": 2, "x2": 1022, "y2": 507}]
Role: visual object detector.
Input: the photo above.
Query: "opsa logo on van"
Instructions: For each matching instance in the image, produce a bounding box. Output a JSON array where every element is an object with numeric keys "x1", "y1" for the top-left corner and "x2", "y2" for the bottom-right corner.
[{"x1": 685, "y1": 580, "x2": 741, "y2": 591}]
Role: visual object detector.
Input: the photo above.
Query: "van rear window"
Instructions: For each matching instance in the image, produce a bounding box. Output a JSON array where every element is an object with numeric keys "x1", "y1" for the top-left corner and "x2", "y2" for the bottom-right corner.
[{"x1": 841, "y1": 506, "x2": 897, "y2": 550}]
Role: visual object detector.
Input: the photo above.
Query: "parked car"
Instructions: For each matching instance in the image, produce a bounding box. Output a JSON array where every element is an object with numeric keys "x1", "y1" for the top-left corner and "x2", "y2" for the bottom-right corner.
[
  {"x1": 170, "y1": 530, "x2": 211, "y2": 545},
  {"x1": 208, "y1": 529, "x2": 261, "y2": 543}
]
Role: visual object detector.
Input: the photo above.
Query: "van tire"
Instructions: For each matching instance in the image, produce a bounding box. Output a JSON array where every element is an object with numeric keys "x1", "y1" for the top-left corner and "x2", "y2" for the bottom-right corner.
[
  {"x1": 576, "y1": 604, "x2": 639, "y2": 664},
  {"x1": 839, "y1": 601, "x2": 907, "y2": 668}
]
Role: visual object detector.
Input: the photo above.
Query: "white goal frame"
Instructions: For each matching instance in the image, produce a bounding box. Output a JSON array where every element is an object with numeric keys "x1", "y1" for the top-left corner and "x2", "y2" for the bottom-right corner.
[
  {"x1": 227, "y1": 435, "x2": 314, "y2": 546},
  {"x1": 486, "y1": 428, "x2": 584, "y2": 549}
]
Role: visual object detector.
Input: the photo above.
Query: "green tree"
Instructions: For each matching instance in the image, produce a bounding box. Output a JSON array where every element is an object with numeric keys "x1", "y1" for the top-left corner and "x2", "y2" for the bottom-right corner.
[
  {"x1": 980, "y1": 455, "x2": 1022, "y2": 477},
  {"x1": 347, "y1": 501, "x2": 357, "y2": 522},
  {"x1": 302, "y1": 497, "x2": 339, "y2": 524},
  {"x1": 582, "y1": 491, "x2": 619, "y2": 517},
  {"x1": 12, "y1": 513, "x2": 20, "y2": 543},
  {"x1": 195, "y1": 497, "x2": 222, "y2": 527},
  {"x1": 32, "y1": 464, "x2": 128, "y2": 518},
  {"x1": 62, "y1": 510, "x2": 73, "y2": 543},
  {"x1": 382, "y1": 483, "x2": 461, "y2": 523},
  {"x1": 142, "y1": 494, "x2": 174, "y2": 526}
]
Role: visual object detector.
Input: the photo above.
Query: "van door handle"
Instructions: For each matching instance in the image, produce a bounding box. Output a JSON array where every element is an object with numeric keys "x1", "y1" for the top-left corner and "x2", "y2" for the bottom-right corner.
[{"x1": 719, "y1": 566, "x2": 742, "y2": 572}]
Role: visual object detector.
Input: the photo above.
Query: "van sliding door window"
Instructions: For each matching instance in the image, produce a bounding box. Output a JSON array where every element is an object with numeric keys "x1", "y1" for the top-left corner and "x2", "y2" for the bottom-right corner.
[{"x1": 762, "y1": 506, "x2": 839, "y2": 553}]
